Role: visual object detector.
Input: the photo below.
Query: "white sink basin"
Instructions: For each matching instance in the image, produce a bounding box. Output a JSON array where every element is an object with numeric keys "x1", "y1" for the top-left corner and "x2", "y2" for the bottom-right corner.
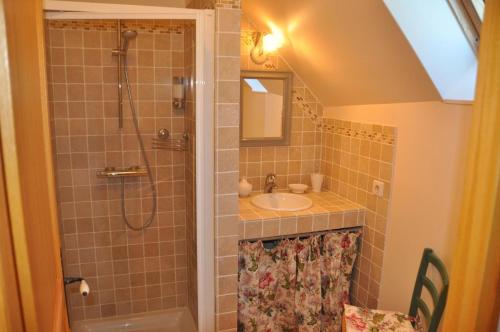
[{"x1": 251, "y1": 193, "x2": 313, "y2": 212}]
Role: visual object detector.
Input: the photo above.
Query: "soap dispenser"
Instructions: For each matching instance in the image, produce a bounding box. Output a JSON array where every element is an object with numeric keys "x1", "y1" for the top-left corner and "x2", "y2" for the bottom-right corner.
[{"x1": 239, "y1": 177, "x2": 252, "y2": 197}]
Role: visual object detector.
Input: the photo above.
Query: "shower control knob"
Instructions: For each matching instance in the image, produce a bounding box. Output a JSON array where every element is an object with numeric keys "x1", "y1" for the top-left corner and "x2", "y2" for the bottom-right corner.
[{"x1": 157, "y1": 128, "x2": 170, "y2": 140}]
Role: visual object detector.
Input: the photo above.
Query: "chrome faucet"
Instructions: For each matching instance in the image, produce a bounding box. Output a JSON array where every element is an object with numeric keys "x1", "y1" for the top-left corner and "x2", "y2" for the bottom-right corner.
[{"x1": 264, "y1": 173, "x2": 278, "y2": 193}]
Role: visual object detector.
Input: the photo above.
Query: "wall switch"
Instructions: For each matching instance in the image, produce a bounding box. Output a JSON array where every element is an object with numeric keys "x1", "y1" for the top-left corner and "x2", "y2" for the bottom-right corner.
[{"x1": 372, "y1": 180, "x2": 384, "y2": 197}]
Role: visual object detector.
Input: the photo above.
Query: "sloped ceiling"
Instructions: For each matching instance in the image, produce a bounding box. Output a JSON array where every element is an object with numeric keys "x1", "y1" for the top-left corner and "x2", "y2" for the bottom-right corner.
[{"x1": 242, "y1": 0, "x2": 441, "y2": 106}]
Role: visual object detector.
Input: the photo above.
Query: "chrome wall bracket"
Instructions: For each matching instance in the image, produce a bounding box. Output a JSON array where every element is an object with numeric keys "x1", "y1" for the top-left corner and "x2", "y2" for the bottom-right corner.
[{"x1": 96, "y1": 166, "x2": 148, "y2": 178}]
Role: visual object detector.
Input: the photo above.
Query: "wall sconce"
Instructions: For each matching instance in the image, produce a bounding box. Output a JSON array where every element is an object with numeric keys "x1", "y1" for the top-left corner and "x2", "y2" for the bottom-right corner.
[
  {"x1": 172, "y1": 76, "x2": 185, "y2": 110},
  {"x1": 250, "y1": 31, "x2": 284, "y2": 64}
]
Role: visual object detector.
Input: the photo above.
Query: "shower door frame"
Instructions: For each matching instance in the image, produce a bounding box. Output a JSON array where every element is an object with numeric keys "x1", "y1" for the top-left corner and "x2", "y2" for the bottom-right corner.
[{"x1": 44, "y1": 2, "x2": 215, "y2": 331}]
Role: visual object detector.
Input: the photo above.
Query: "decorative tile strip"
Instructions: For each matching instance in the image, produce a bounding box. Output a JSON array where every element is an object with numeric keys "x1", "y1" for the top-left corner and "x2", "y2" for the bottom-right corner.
[
  {"x1": 292, "y1": 90, "x2": 323, "y2": 127},
  {"x1": 189, "y1": 0, "x2": 240, "y2": 9},
  {"x1": 322, "y1": 119, "x2": 396, "y2": 145},
  {"x1": 122, "y1": 21, "x2": 184, "y2": 34},
  {"x1": 290, "y1": 96, "x2": 395, "y2": 145},
  {"x1": 47, "y1": 19, "x2": 184, "y2": 34},
  {"x1": 46, "y1": 19, "x2": 116, "y2": 31},
  {"x1": 215, "y1": 0, "x2": 241, "y2": 8}
]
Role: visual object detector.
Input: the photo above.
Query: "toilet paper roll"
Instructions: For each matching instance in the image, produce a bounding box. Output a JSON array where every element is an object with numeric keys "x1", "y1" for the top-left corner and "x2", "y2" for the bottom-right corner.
[{"x1": 79, "y1": 279, "x2": 90, "y2": 297}]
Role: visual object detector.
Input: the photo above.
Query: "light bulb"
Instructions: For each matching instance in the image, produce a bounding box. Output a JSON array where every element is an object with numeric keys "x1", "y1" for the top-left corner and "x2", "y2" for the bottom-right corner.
[{"x1": 262, "y1": 32, "x2": 284, "y2": 53}]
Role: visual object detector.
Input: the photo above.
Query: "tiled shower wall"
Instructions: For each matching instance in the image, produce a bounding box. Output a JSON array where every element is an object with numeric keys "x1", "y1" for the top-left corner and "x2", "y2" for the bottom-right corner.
[
  {"x1": 46, "y1": 19, "x2": 195, "y2": 321},
  {"x1": 239, "y1": 16, "x2": 324, "y2": 192},
  {"x1": 321, "y1": 119, "x2": 397, "y2": 308}
]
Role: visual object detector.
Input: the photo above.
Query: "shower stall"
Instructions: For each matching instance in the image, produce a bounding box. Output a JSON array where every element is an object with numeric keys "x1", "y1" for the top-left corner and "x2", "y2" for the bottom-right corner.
[{"x1": 44, "y1": 2, "x2": 214, "y2": 331}]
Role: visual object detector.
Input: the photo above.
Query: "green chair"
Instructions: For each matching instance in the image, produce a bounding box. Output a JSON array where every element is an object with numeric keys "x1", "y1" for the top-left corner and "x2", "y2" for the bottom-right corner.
[{"x1": 343, "y1": 248, "x2": 449, "y2": 332}]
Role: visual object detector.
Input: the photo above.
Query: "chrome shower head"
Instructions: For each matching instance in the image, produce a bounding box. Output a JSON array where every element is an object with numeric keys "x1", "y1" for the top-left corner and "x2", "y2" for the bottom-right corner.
[
  {"x1": 121, "y1": 30, "x2": 138, "y2": 53},
  {"x1": 123, "y1": 30, "x2": 138, "y2": 39}
]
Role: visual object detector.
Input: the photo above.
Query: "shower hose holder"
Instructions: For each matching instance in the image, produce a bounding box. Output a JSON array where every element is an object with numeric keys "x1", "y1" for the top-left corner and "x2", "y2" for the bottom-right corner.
[{"x1": 96, "y1": 166, "x2": 148, "y2": 178}]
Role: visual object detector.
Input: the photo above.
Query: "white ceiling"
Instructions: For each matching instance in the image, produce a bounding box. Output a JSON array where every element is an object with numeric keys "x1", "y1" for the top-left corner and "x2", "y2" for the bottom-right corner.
[{"x1": 242, "y1": 0, "x2": 441, "y2": 106}]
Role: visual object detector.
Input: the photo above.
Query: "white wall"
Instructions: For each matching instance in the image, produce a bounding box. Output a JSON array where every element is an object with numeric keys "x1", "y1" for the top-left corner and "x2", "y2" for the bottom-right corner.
[{"x1": 324, "y1": 101, "x2": 472, "y2": 312}]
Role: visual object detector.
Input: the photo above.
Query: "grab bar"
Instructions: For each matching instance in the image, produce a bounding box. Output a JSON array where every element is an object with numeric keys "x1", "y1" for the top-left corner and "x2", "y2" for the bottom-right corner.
[{"x1": 96, "y1": 166, "x2": 148, "y2": 178}]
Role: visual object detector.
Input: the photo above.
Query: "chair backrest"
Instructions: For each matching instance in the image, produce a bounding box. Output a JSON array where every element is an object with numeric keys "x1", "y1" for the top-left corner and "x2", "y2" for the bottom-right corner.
[{"x1": 408, "y1": 248, "x2": 449, "y2": 332}]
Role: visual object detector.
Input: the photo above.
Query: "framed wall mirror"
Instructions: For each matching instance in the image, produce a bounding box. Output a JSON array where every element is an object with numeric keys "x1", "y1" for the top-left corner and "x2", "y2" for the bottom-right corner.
[{"x1": 240, "y1": 71, "x2": 293, "y2": 146}]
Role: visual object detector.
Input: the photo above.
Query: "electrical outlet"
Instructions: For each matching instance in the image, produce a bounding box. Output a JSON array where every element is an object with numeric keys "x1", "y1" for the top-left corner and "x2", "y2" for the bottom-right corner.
[{"x1": 372, "y1": 180, "x2": 384, "y2": 197}]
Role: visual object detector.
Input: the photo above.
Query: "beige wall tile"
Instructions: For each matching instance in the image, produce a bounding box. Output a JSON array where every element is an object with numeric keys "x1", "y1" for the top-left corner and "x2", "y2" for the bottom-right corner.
[
  {"x1": 280, "y1": 218, "x2": 297, "y2": 234},
  {"x1": 297, "y1": 216, "x2": 313, "y2": 233},
  {"x1": 217, "y1": 312, "x2": 237, "y2": 331},
  {"x1": 261, "y1": 219, "x2": 279, "y2": 236},
  {"x1": 217, "y1": 256, "x2": 238, "y2": 276},
  {"x1": 320, "y1": 118, "x2": 397, "y2": 307},
  {"x1": 244, "y1": 221, "x2": 262, "y2": 238}
]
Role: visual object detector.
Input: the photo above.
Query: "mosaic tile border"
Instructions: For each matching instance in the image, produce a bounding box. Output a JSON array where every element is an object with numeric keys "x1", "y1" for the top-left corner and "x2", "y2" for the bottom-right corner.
[
  {"x1": 292, "y1": 98, "x2": 396, "y2": 145},
  {"x1": 321, "y1": 118, "x2": 396, "y2": 145},
  {"x1": 215, "y1": 0, "x2": 241, "y2": 9},
  {"x1": 187, "y1": 0, "x2": 240, "y2": 9},
  {"x1": 293, "y1": 91, "x2": 323, "y2": 126},
  {"x1": 47, "y1": 19, "x2": 184, "y2": 34}
]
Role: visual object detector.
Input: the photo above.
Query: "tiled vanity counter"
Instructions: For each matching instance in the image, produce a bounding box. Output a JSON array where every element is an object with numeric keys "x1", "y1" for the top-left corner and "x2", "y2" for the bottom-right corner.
[{"x1": 239, "y1": 191, "x2": 366, "y2": 240}]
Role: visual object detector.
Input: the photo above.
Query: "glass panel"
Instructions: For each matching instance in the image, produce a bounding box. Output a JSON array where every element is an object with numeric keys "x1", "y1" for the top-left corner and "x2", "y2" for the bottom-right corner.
[{"x1": 241, "y1": 78, "x2": 284, "y2": 139}]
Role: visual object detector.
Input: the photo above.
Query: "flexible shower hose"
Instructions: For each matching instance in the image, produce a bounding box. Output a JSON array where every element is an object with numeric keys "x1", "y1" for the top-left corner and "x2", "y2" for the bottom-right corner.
[{"x1": 120, "y1": 54, "x2": 157, "y2": 231}]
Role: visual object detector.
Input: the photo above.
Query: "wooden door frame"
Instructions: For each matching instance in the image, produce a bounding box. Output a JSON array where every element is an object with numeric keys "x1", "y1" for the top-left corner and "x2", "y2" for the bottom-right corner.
[
  {"x1": 0, "y1": 147, "x2": 24, "y2": 332},
  {"x1": 0, "y1": 0, "x2": 498, "y2": 331},
  {"x1": 442, "y1": 0, "x2": 500, "y2": 330},
  {"x1": 0, "y1": 0, "x2": 68, "y2": 331}
]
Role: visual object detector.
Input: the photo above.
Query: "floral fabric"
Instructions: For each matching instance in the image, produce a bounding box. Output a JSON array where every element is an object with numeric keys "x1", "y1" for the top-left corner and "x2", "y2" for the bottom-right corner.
[
  {"x1": 295, "y1": 236, "x2": 322, "y2": 331},
  {"x1": 238, "y1": 239, "x2": 297, "y2": 332},
  {"x1": 321, "y1": 232, "x2": 360, "y2": 331},
  {"x1": 238, "y1": 231, "x2": 361, "y2": 332},
  {"x1": 344, "y1": 304, "x2": 418, "y2": 332}
]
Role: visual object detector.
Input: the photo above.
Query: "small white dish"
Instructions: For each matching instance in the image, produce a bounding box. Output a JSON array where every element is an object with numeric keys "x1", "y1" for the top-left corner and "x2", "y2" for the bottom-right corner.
[{"x1": 288, "y1": 183, "x2": 308, "y2": 194}]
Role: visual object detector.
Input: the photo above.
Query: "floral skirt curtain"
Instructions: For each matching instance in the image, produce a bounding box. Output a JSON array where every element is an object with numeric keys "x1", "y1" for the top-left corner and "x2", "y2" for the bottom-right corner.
[{"x1": 238, "y1": 230, "x2": 361, "y2": 332}]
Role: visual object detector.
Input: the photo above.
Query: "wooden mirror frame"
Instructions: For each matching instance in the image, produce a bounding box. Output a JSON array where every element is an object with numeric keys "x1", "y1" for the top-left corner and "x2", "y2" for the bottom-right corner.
[{"x1": 240, "y1": 70, "x2": 293, "y2": 147}]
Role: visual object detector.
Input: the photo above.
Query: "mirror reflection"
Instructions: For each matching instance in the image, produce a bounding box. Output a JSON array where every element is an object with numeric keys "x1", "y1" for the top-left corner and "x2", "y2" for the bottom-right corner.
[
  {"x1": 242, "y1": 78, "x2": 284, "y2": 138},
  {"x1": 240, "y1": 71, "x2": 292, "y2": 146}
]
